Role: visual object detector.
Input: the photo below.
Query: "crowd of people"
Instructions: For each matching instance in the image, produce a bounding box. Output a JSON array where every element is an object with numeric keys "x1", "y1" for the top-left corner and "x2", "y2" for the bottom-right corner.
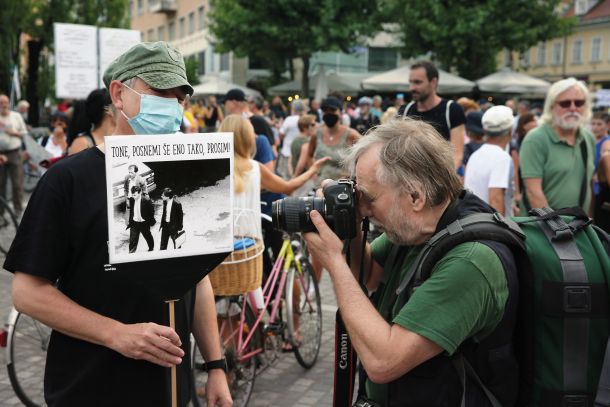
[{"x1": 3, "y1": 38, "x2": 610, "y2": 407}]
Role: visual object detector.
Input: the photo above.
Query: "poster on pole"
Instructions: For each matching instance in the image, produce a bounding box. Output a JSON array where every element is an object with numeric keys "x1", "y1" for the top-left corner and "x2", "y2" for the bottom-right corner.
[
  {"x1": 105, "y1": 132, "x2": 234, "y2": 264},
  {"x1": 99, "y1": 28, "x2": 141, "y2": 87},
  {"x1": 54, "y1": 23, "x2": 98, "y2": 99}
]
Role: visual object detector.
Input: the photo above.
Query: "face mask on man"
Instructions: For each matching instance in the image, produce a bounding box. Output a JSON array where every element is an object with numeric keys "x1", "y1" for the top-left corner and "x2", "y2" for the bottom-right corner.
[
  {"x1": 322, "y1": 113, "x2": 339, "y2": 128},
  {"x1": 121, "y1": 84, "x2": 184, "y2": 135}
]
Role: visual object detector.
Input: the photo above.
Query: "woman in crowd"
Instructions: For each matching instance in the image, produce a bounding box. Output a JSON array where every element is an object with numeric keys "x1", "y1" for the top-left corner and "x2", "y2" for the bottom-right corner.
[
  {"x1": 41, "y1": 112, "x2": 69, "y2": 158},
  {"x1": 301, "y1": 96, "x2": 360, "y2": 187},
  {"x1": 68, "y1": 89, "x2": 116, "y2": 155}
]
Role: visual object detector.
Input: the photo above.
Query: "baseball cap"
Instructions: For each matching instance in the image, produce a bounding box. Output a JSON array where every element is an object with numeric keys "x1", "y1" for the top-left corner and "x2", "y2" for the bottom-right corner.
[
  {"x1": 358, "y1": 96, "x2": 373, "y2": 106},
  {"x1": 225, "y1": 88, "x2": 246, "y2": 102},
  {"x1": 321, "y1": 96, "x2": 342, "y2": 111},
  {"x1": 465, "y1": 111, "x2": 484, "y2": 134},
  {"x1": 103, "y1": 41, "x2": 193, "y2": 95},
  {"x1": 482, "y1": 106, "x2": 514, "y2": 135}
]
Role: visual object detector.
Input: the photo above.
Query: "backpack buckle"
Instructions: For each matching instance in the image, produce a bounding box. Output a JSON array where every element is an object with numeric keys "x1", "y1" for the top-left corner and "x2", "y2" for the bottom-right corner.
[
  {"x1": 562, "y1": 395, "x2": 588, "y2": 407},
  {"x1": 563, "y1": 286, "x2": 591, "y2": 313}
]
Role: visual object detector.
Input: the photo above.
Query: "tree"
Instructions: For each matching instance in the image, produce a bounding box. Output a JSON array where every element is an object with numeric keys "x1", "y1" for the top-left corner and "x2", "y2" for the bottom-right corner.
[
  {"x1": 209, "y1": 0, "x2": 383, "y2": 98},
  {"x1": 387, "y1": 0, "x2": 574, "y2": 80},
  {"x1": 1, "y1": 0, "x2": 129, "y2": 125}
]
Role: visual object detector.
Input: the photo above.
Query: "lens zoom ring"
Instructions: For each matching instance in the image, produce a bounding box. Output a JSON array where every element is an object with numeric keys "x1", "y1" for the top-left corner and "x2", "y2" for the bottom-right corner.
[{"x1": 284, "y1": 202, "x2": 303, "y2": 232}]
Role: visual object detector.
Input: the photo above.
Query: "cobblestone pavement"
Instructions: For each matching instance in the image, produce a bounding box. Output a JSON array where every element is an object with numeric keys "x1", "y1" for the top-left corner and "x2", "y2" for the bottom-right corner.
[{"x1": 0, "y1": 251, "x2": 340, "y2": 406}]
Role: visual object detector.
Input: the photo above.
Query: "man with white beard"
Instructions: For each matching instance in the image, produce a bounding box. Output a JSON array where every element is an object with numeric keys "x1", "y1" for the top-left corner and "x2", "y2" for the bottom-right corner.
[{"x1": 519, "y1": 77, "x2": 595, "y2": 214}]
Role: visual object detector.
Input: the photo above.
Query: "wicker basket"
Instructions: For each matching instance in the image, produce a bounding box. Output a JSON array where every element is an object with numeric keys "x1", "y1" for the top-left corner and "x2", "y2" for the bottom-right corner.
[{"x1": 209, "y1": 238, "x2": 264, "y2": 296}]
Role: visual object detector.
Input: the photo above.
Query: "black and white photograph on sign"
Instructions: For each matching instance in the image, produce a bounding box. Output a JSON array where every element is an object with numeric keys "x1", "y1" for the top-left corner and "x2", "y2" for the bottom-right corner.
[{"x1": 105, "y1": 133, "x2": 233, "y2": 264}]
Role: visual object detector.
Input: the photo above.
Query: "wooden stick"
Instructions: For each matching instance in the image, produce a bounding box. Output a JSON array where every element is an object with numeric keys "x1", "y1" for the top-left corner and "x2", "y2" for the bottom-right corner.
[{"x1": 167, "y1": 300, "x2": 178, "y2": 407}]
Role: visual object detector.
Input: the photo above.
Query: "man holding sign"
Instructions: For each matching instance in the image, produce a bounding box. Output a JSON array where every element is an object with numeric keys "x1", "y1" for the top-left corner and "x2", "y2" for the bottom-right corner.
[{"x1": 6, "y1": 42, "x2": 232, "y2": 406}]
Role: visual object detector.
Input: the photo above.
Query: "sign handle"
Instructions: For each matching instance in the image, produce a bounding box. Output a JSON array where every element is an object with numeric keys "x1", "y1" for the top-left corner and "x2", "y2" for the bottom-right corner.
[{"x1": 166, "y1": 299, "x2": 179, "y2": 407}]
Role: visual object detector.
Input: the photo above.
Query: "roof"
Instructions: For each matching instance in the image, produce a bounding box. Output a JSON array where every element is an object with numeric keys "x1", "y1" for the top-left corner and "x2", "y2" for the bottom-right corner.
[{"x1": 581, "y1": 0, "x2": 610, "y2": 21}]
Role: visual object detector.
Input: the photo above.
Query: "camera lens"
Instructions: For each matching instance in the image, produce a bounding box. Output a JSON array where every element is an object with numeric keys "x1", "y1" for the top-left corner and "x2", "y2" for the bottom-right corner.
[{"x1": 272, "y1": 197, "x2": 325, "y2": 233}]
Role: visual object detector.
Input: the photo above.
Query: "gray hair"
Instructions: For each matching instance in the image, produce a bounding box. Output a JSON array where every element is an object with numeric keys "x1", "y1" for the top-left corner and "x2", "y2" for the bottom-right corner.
[
  {"x1": 343, "y1": 118, "x2": 462, "y2": 206},
  {"x1": 539, "y1": 77, "x2": 591, "y2": 126}
]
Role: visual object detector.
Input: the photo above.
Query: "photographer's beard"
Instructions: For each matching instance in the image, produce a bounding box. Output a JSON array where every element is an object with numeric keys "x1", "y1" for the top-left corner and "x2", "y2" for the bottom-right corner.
[
  {"x1": 553, "y1": 112, "x2": 584, "y2": 131},
  {"x1": 370, "y1": 204, "x2": 424, "y2": 246}
]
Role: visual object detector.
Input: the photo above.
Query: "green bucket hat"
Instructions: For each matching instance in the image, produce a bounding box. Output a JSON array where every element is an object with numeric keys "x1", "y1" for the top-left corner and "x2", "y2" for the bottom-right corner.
[{"x1": 103, "y1": 41, "x2": 194, "y2": 95}]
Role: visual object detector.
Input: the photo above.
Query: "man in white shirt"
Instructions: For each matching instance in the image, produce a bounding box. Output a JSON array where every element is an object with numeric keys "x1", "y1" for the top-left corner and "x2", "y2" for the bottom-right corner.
[
  {"x1": 0, "y1": 94, "x2": 27, "y2": 216},
  {"x1": 278, "y1": 100, "x2": 307, "y2": 179},
  {"x1": 464, "y1": 105, "x2": 515, "y2": 216},
  {"x1": 159, "y1": 188, "x2": 184, "y2": 250}
]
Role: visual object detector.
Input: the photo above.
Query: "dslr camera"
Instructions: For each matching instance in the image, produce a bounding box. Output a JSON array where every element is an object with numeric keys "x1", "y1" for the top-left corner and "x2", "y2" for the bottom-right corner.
[{"x1": 272, "y1": 179, "x2": 357, "y2": 240}]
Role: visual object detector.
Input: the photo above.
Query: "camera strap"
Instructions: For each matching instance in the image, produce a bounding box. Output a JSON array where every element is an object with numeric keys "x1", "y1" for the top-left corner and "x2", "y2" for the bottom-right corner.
[{"x1": 333, "y1": 219, "x2": 370, "y2": 407}]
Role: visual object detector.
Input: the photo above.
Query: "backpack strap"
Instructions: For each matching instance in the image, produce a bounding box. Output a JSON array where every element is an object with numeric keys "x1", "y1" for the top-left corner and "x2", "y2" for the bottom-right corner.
[
  {"x1": 579, "y1": 139, "x2": 588, "y2": 209},
  {"x1": 453, "y1": 353, "x2": 503, "y2": 407},
  {"x1": 529, "y1": 207, "x2": 590, "y2": 396},
  {"x1": 401, "y1": 101, "x2": 416, "y2": 119},
  {"x1": 596, "y1": 338, "x2": 610, "y2": 407},
  {"x1": 445, "y1": 100, "x2": 453, "y2": 131}
]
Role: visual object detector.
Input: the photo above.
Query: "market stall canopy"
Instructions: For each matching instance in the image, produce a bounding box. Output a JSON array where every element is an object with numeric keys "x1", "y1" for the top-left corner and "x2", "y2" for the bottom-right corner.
[
  {"x1": 268, "y1": 71, "x2": 372, "y2": 96},
  {"x1": 192, "y1": 76, "x2": 261, "y2": 97},
  {"x1": 361, "y1": 65, "x2": 475, "y2": 94},
  {"x1": 475, "y1": 69, "x2": 551, "y2": 95}
]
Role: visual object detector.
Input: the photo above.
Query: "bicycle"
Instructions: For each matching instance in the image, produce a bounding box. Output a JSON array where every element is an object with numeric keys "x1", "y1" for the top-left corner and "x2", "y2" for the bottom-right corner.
[
  {"x1": 0, "y1": 196, "x2": 19, "y2": 255},
  {"x1": 191, "y1": 215, "x2": 323, "y2": 407}
]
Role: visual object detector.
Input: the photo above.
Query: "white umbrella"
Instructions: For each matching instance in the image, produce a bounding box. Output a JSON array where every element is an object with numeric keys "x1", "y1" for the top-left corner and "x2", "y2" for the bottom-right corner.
[
  {"x1": 476, "y1": 69, "x2": 551, "y2": 95},
  {"x1": 314, "y1": 66, "x2": 329, "y2": 100},
  {"x1": 362, "y1": 65, "x2": 475, "y2": 94},
  {"x1": 268, "y1": 72, "x2": 372, "y2": 96},
  {"x1": 191, "y1": 76, "x2": 261, "y2": 97}
]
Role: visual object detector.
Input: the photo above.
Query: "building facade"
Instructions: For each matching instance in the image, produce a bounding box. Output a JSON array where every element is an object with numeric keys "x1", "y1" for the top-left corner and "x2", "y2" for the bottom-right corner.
[{"x1": 502, "y1": 0, "x2": 610, "y2": 89}]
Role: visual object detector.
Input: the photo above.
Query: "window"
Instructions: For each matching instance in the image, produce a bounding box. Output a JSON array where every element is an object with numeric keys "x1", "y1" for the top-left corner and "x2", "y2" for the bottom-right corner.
[
  {"x1": 504, "y1": 49, "x2": 512, "y2": 67},
  {"x1": 552, "y1": 42, "x2": 563, "y2": 65},
  {"x1": 220, "y1": 53, "x2": 230, "y2": 71},
  {"x1": 198, "y1": 6, "x2": 205, "y2": 31},
  {"x1": 179, "y1": 17, "x2": 185, "y2": 38},
  {"x1": 537, "y1": 43, "x2": 546, "y2": 65},
  {"x1": 591, "y1": 37, "x2": 602, "y2": 62},
  {"x1": 198, "y1": 51, "x2": 205, "y2": 75},
  {"x1": 188, "y1": 12, "x2": 195, "y2": 35},
  {"x1": 520, "y1": 50, "x2": 530, "y2": 67},
  {"x1": 168, "y1": 20, "x2": 176, "y2": 41},
  {"x1": 137, "y1": 0, "x2": 143, "y2": 15},
  {"x1": 368, "y1": 47, "x2": 398, "y2": 72},
  {"x1": 158, "y1": 26, "x2": 165, "y2": 42},
  {"x1": 148, "y1": 0, "x2": 158, "y2": 9},
  {"x1": 572, "y1": 39, "x2": 582, "y2": 64},
  {"x1": 147, "y1": 29, "x2": 155, "y2": 42},
  {"x1": 129, "y1": 1, "x2": 133, "y2": 17}
]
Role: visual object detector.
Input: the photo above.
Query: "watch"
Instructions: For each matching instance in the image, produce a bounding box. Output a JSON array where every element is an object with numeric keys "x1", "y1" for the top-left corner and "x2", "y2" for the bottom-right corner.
[{"x1": 202, "y1": 358, "x2": 228, "y2": 372}]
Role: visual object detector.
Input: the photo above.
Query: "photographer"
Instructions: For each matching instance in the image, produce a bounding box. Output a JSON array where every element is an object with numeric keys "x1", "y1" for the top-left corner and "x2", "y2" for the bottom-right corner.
[{"x1": 302, "y1": 118, "x2": 518, "y2": 406}]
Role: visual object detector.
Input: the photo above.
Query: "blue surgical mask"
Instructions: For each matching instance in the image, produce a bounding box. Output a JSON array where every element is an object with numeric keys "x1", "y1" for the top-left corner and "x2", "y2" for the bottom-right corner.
[{"x1": 121, "y1": 84, "x2": 184, "y2": 135}]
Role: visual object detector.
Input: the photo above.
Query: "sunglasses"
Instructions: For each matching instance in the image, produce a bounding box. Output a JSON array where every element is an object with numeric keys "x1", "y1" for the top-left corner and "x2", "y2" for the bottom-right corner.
[{"x1": 556, "y1": 99, "x2": 585, "y2": 108}]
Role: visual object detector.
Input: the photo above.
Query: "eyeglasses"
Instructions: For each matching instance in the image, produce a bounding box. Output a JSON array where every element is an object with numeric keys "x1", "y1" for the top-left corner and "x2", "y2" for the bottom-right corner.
[{"x1": 556, "y1": 99, "x2": 586, "y2": 109}]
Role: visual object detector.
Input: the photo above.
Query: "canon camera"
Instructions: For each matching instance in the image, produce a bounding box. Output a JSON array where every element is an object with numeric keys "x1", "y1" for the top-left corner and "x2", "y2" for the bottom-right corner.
[{"x1": 271, "y1": 179, "x2": 357, "y2": 240}]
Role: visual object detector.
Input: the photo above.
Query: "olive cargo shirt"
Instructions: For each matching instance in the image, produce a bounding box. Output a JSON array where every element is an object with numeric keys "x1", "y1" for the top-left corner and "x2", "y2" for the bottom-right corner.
[
  {"x1": 519, "y1": 123, "x2": 595, "y2": 213},
  {"x1": 365, "y1": 233, "x2": 509, "y2": 405}
]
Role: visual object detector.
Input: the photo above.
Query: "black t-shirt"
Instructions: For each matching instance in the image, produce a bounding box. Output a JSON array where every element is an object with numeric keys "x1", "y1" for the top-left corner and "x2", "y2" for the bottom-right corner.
[
  {"x1": 351, "y1": 113, "x2": 380, "y2": 135},
  {"x1": 398, "y1": 99, "x2": 466, "y2": 140},
  {"x1": 4, "y1": 148, "x2": 195, "y2": 406},
  {"x1": 250, "y1": 114, "x2": 275, "y2": 146}
]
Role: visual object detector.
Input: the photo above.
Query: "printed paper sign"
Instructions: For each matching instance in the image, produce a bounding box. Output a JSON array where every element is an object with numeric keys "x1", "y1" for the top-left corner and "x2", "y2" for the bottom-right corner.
[{"x1": 105, "y1": 132, "x2": 234, "y2": 264}]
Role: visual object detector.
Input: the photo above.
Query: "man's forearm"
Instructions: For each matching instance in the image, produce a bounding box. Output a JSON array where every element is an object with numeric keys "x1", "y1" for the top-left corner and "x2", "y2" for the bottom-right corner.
[{"x1": 192, "y1": 276, "x2": 223, "y2": 362}]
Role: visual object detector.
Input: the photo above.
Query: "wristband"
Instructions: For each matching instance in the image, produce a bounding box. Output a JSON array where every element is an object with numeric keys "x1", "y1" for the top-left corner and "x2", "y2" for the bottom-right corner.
[{"x1": 202, "y1": 358, "x2": 227, "y2": 372}]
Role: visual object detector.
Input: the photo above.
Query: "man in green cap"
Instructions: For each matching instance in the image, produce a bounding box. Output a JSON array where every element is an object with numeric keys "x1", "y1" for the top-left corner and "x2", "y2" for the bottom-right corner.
[{"x1": 6, "y1": 42, "x2": 232, "y2": 406}]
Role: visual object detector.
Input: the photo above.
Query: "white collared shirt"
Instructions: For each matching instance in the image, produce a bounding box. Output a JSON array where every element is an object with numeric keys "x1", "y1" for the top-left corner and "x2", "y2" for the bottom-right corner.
[
  {"x1": 133, "y1": 196, "x2": 144, "y2": 222},
  {"x1": 165, "y1": 199, "x2": 173, "y2": 223}
]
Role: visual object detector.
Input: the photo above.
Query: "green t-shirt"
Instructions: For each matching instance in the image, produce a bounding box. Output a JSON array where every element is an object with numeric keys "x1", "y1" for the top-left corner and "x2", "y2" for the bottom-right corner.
[
  {"x1": 519, "y1": 123, "x2": 595, "y2": 214},
  {"x1": 290, "y1": 135, "x2": 309, "y2": 172},
  {"x1": 365, "y1": 233, "x2": 509, "y2": 406}
]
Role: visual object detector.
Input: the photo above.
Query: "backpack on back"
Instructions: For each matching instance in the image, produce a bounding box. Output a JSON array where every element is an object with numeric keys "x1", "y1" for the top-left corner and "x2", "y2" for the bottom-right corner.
[{"x1": 408, "y1": 207, "x2": 610, "y2": 406}]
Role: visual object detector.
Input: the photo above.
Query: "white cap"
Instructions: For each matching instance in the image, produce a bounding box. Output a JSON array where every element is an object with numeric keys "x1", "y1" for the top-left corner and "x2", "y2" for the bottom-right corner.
[{"x1": 482, "y1": 105, "x2": 514, "y2": 135}]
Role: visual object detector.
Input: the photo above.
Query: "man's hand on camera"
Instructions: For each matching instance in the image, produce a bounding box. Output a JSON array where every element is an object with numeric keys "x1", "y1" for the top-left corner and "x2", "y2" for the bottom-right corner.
[
  {"x1": 109, "y1": 322, "x2": 185, "y2": 368},
  {"x1": 303, "y1": 210, "x2": 346, "y2": 273}
]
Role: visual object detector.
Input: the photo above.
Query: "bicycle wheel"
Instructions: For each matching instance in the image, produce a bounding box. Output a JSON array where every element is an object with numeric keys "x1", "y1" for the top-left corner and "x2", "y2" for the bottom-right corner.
[
  {"x1": 191, "y1": 298, "x2": 260, "y2": 407},
  {"x1": 0, "y1": 197, "x2": 19, "y2": 256},
  {"x1": 6, "y1": 310, "x2": 50, "y2": 407},
  {"x1": 286, "y1": 258, "x2": 322, "y2": 369}
]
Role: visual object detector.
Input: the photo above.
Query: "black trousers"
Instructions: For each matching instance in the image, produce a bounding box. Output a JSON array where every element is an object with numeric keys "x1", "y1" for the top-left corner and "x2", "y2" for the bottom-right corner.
[
  {"x1": 129, "y1": 221, "x2": 154, "y2": 252},
  {"x1": 160, "y1": 226, "x2": 175, "y2": 250}
]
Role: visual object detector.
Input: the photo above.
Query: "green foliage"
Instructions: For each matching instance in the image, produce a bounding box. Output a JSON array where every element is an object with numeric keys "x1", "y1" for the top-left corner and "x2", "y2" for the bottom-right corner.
[
  {"x1": 387, "y1": 0, "x2": 575, "y2": 79},
  {"x1": 185, "y1": 56, "x2": 201, "y2": 86},
  {"x1": 209, "y1": 0, "x2": 383, "y2": 96}
]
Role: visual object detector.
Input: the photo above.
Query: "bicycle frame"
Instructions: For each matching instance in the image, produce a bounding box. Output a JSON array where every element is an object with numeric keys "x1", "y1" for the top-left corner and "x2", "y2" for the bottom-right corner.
[{"x1": 221, "y1": 235, "x2": 303, "y2": 363}]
